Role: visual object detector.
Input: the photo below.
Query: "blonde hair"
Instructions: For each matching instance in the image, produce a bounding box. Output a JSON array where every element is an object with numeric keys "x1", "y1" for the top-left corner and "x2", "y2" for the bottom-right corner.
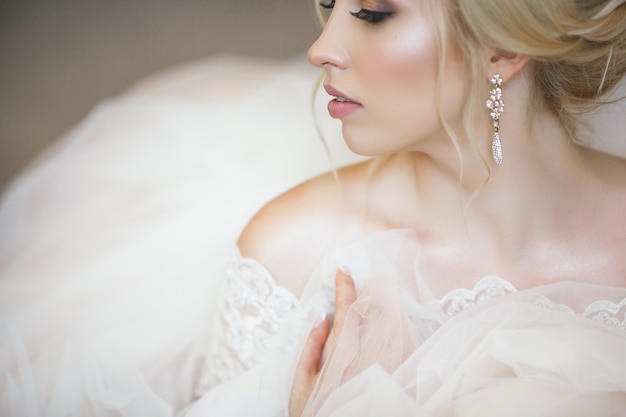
[{"x1": 442, "y1": 0, "x2": 626, "y2": 141}]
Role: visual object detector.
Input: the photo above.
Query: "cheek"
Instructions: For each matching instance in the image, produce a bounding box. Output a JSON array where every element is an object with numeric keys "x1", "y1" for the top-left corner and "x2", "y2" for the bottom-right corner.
[
  {"x1": 359, "y1": 22, "x2": 441, "y2": 142},
  {"x1": 342, "y1": 20, "x2": 446, "y2": 155},
  {"x1": 359, "y1": 21, "x2": 438, "y2": 93},
  {"x1": 360, "y1": 26, "x2": 441, "y2": 146}
]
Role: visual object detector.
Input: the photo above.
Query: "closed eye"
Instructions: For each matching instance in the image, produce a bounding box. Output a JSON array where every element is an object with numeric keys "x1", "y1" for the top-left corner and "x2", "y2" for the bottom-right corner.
[
  {"x1": 319, "y1": 0, "x2": 335, "y2": 9},
  {"x1": 350, "y1": 8, "x2": 395, "y2": 24}
]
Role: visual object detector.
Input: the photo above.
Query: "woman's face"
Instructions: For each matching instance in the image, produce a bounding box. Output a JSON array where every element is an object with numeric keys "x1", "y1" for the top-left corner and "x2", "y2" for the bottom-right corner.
[{"x1": 308, "y1": 0, "x2": 468, "y2": 156}]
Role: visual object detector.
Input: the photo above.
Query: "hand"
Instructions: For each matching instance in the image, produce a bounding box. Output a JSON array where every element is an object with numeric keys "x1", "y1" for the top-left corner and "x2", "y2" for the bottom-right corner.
[{"x1": 288, "y1": 268, "x2": 356, "y2": 417}]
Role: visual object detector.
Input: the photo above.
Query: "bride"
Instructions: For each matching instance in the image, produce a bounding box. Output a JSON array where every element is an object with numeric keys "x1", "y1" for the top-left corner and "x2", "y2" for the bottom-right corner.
[
  {"x1": 195, "y1": 0, "x2": 626, "y2": 415},
  {"x1": 2, "y1": 0, "x2": 626, "y2": 416}
]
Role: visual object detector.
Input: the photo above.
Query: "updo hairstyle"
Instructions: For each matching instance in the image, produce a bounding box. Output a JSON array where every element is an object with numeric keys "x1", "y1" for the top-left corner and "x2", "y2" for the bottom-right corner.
[{"x1": 442, "y1": 0, "x2": 626, "y2": 140}]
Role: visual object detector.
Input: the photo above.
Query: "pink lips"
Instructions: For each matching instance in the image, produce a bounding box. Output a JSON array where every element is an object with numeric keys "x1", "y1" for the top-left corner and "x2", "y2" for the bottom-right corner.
[{"x1": 324, "y1": 85, "x2": 362, "y2": 119}]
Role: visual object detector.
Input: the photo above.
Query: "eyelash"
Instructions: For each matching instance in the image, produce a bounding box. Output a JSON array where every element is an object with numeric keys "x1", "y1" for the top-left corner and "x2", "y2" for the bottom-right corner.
[
  {"x1": 350, "y1": 9, "x2": 395, "y2": 24},
  {"x1": 319, "y1": 1, "x2": 395, "y2": 24}
]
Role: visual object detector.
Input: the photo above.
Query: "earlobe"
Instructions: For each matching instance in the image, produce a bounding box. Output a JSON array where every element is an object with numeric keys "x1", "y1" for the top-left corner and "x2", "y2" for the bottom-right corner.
[{"x1": 488, "y1": 49, "x2": 529, "y2": 83}]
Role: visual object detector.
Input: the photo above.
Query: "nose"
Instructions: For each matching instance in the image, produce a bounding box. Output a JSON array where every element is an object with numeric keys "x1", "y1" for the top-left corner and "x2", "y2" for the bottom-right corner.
[{"x1": 307, "y1": 9, "x2": 348, "y2": 70}]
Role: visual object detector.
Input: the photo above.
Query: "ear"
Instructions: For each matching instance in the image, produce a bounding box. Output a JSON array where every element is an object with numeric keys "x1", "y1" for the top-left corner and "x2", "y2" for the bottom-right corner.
[{"x1": 487, "y1": 48, "x2": 529, "y2": 83}]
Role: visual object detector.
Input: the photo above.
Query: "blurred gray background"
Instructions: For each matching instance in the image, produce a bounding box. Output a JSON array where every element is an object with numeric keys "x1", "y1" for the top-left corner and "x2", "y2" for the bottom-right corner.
[{"x1": 0, "y1": 0, "x2": 320, "y2": 192}]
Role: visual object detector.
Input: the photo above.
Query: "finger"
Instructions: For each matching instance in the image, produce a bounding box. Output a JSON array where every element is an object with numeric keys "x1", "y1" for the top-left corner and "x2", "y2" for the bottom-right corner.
[
  {"x1": 333, "y1": 267, "x2": 357, "y2": 337},
  {"x1": 289, "y1": 317, "x2": 331, "y2": 417},
  {"x1": 299, "y1": 316, "x2": 331, "y2": 375}
]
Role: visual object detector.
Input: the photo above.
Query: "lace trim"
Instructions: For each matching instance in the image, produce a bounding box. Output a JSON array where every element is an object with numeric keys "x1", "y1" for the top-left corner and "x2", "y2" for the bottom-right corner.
[
  {"x1": 584, "y1": 298, "x2": 626, "y2": 330},
  {"x1": 533, "y1": 296, "x2": 626, "y2": 330},
  {"x1": 442, "y1": 276, "x2": 626, "y2": 331},
  {"x1": 194, "y1": 249, "x2": 298, "y2": 396},
  {"x1": 440, "y1": 276, "x2": 518, "y2": 317}
]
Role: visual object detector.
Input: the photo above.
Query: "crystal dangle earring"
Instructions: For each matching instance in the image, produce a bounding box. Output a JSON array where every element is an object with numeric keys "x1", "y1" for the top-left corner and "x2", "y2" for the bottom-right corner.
[{"x1": 487, "y1": 74, "x2": 504, "y2": 165}]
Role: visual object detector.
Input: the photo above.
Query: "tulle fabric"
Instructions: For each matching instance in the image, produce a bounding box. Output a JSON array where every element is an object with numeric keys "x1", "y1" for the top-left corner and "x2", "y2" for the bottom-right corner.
[
  {"x1": 307, "y1": 285, "x2": 626, "y2": 417},
  {"x1": 184, "y1": 229, "x2": 626, "y2": 416},
  {"x1": 303, "y1": 231, "x2": 626, "y2": 417},
  {"x1": 0, "y1": 55, "x2": 361, "y2": 416}
]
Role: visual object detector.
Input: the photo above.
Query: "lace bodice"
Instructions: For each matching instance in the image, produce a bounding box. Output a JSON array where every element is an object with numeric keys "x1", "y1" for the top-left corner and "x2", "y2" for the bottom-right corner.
[
  {"x1": 194, "y1": 249, "x2": 299, "y2": 396},
  {"x1": 194, "y1": 249, "x2": 626, "y2": 397}
]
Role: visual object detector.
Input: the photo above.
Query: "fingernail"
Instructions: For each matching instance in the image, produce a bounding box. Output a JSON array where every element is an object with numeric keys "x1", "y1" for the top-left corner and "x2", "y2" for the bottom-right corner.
[{"x1": 339, "y1": 264, "x2": 351, "y2": 276}]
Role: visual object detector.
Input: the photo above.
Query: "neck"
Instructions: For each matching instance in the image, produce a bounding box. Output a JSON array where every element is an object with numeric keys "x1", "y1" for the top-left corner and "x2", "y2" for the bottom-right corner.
[{"x1": 407, "y1": 101, "x2": 593, "y2": 259}]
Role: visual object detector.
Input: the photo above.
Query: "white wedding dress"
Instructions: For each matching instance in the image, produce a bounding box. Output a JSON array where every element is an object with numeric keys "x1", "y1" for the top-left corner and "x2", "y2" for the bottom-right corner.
[
  {"x1": 1, "y1": 55, "x2": 625, "y2": 417},
  {"x1": 185, "y1": 229, "x2": 626, "y2": 416}
]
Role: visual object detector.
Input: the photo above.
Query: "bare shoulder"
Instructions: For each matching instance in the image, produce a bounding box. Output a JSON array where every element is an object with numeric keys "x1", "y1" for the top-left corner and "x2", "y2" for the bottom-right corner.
[{"x1": 237, "y1": 162, "x2": 370, "y2": 297}]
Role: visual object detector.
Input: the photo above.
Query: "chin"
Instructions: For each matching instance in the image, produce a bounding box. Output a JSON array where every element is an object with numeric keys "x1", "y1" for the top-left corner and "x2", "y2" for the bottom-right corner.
[
  {"x1": 343, "y1": 139, "x2": 382, "y2": 157},
  {"x1": 342, "y1": 126, "x2": 390, "y2": 157}
]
